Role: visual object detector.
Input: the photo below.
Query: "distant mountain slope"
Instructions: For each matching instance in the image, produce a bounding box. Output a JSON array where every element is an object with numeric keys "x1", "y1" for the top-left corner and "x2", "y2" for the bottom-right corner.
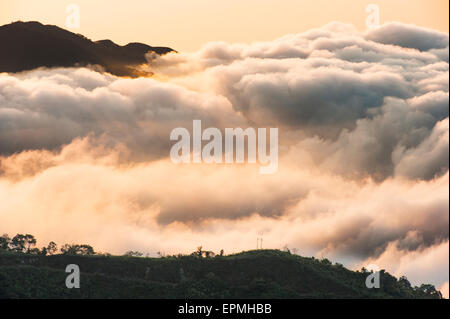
[
  {"x1": 0, "y1": 250, "x2": 442, "y2": 299},
  {"x1": 0, "y1": 21, "x2": 174, "y2": 77}
]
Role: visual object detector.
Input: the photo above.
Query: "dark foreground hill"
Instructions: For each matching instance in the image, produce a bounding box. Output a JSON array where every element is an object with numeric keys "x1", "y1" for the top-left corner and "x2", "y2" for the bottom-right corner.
[
  {"x1": 0, "y1": 21, "x2": 173, "y2": 77},
  {"x1": 0, "y1": 249, "x2": 442, "y2": 299}
]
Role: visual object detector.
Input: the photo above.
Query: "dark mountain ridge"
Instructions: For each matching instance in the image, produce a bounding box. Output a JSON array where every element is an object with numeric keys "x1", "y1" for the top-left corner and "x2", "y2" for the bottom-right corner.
[
  {"x1": 0, "y1": 21, "x2": 174, "y2": 77},
  {"x1": 0, "y1": 249, "x2": 443, "y2": 299}
]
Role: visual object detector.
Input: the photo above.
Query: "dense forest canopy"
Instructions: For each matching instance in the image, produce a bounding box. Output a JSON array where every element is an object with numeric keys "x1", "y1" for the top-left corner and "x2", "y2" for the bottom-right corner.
[{"x1": 0, "y1": 233, "x2": 443, "y2": 299}]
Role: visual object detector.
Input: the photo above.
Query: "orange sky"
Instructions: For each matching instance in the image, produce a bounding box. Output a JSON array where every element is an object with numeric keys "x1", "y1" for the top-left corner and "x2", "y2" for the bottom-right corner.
[
  {"x1": 0, "y1": 0, "x2": 448, "y2": 51},
  {"x1": 0, "y1": 1, "x2": 449, "y2": 294}
]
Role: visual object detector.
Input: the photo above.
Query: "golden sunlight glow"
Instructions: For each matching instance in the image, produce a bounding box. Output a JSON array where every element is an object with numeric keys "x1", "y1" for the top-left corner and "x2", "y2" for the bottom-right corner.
[{"x1": 0, "y1": 0, "x2": 448, "y2": 51}]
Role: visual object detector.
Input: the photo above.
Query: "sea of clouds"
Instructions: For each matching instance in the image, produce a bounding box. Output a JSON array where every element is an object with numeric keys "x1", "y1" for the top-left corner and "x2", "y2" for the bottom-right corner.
[{"x1": 0, "y1": 22, "x2": 448, "y2": 296}]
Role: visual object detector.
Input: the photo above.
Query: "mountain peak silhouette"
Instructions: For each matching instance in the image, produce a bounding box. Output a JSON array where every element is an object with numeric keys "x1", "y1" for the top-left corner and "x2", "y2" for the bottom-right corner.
[{"x1": 0, "y1": 21, "x2": 174, "y2": 77}]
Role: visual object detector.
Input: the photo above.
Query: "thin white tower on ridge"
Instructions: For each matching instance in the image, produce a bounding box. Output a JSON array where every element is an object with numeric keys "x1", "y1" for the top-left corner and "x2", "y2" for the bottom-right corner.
[{"x1": 257, "y1": 231, "x2": 264, "y2": 249}]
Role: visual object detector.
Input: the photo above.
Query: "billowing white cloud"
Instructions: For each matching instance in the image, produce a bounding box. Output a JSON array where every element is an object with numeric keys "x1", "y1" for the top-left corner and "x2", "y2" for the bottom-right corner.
[
  {"x1": 366, "y1": 22, "x2": 449, "y2": 51},
  {"x1": 359, "y1": 239, "x2": 449, "y2": 295},
  {"x1": 0, "y1": 67, "x2": 245, "y2": 159},
  {"x1": 440, "y1": 281, "x2": 449, "y2": 299},
  {"x1": 0, "y1": 22, "x2": 448, "y2": 292}
]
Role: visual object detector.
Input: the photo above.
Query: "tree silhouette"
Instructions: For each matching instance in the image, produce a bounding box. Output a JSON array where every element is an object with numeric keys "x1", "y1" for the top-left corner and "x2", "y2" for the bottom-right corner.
[
  {"x1": 61, "y1": 244, "x2": 95, "y2": 255},
  {"x1": 124, "y1": 250, "x2": 143, "y2": 257},
  {"x1": 10, "y1": 234, "x2": 36, "y2": 253},
  {"x1": 46, "y1": 242, "x2": 58, "y2": 255},
  {"x1": 0, "y1": 234, "x2": 10, "y2": 250}
]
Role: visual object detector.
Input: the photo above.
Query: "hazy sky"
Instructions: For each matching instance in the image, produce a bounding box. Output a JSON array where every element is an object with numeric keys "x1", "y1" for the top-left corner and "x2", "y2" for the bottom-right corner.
[
  {"x1": 0, "y1": 0, "x2": 449, "y2": 298},
  {"x1": 1, "y1": 20, "x2": 449, "y2": 293},
  {"x1": 0, "y1": 0, "x2": 448, "y2": 51}
]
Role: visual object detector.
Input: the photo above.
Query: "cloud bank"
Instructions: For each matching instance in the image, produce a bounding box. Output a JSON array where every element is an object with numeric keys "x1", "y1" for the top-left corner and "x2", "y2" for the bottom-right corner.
[{"x1": 1, "y1": 22, "x2": 448, "y2": 293}]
